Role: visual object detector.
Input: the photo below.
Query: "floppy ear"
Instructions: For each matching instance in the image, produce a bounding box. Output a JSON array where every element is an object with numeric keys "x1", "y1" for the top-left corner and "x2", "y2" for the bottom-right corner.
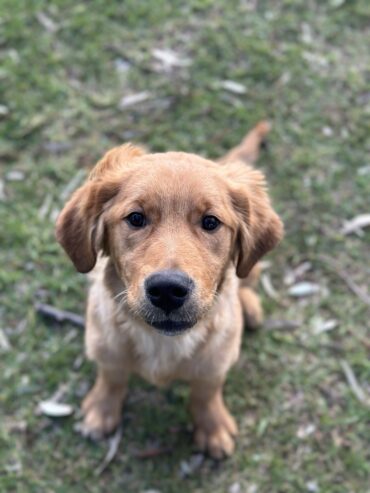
[
  {"x1": 224, "y1": 162, "x2": 284, "y2": 278},
  {"x1": 55, "y1": 144, "x2": 145, "y2": 273}
]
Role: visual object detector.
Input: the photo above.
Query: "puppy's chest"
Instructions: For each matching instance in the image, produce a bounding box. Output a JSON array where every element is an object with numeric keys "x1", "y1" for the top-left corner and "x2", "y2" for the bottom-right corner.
[{"x1": 117, "y1": 315, "x2": 208, "y2": 386}]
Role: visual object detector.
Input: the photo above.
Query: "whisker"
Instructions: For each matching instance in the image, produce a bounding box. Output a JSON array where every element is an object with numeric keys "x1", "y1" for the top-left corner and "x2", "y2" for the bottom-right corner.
[{"x1": 113, "y1": 289, "x2": 128, "y2": 301}]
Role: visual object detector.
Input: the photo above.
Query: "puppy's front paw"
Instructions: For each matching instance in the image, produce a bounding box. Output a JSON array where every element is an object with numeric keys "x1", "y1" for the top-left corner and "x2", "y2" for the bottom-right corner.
[
  {"x1": 193, "y1": 410, "x2": 238, "y2": 459},
  {"x1": 194, "y1": 425, "x2": 236, "y2": 459},
  {"x1": 80, "y1": 387, "x2": 122, "y2": 440}
]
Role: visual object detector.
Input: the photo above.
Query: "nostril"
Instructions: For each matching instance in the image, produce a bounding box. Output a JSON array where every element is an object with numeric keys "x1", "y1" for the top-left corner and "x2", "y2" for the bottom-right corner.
[
  {"x1": 172, "y1": 286, "x2": 188, "y2": 298},
  {"x1": 148, "y1": 286, "x2": 161, "y2": 298}
]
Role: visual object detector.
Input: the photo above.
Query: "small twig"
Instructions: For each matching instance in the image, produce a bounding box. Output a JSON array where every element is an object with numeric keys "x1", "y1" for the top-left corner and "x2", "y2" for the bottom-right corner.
[
  {"x1": 0, "y1": 328, "x2": 12, "y2": 352},
  {"x1": 60, "y1": 169, "x2": 86, "y2": 201},
  {"x1": 94, "y1": 426, "x2": 123, "y2": 476},
  {"x1": 283, "y1": 261, "x2": 312, "y2": 286},
  {"x1": 263, "y1": 319, "x2": 300, "y2": 331},
  {"x1": 340, "y1": 359, "x2": 370, "y2": 407},
  {"x1": 260, "y1": 273, "x2": 288, "y2": 307},
  {"x1": 318, "y1": 255, "x2": 370, "y2": 307},
  {"x1": 133, "y1": 446, "x2": 172, "y2": 459},
  {"x1": 283, "y1": 340, "x2": 345, "y2": 355},
  {"x1": 35, "y1": 303, "x2": 85, "y2": 328},
  {"x1": 261, "y1": 273, "x2": 280, "y2": 301},
  {"x1": 49, "y1": 383, "x2": 69, "y2": 403},
  {"x1": 38, "y1": 193, "x2": 52, "y2": 219}
]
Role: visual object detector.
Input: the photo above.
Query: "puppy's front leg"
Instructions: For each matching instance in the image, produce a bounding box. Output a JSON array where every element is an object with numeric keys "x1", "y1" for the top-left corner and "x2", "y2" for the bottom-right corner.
[
  {"x1": 81, "y1": 365, "x2": 129, "y2": 439},
  {"x1": 189, "y1": 378, "x2": 238, "y2": 459}
]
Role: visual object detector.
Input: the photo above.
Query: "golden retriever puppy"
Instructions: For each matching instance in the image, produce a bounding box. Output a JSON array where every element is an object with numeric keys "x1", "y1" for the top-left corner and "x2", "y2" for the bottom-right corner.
[{"x1": 56, "y1": 122, "x2": 283, "y2": 459}]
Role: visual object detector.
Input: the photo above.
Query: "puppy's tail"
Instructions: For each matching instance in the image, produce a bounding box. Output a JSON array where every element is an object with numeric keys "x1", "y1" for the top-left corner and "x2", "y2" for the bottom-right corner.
[{"x1": 220, "y1": 120, "x2": 271, "y2": 165}]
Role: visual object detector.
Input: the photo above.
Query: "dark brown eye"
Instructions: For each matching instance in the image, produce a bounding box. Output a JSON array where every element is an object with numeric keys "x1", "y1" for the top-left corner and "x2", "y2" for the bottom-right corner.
[
  {"x1": 126, "y1": 212, "x2": 146, "y2": 228},
  {"x1": 202, "y1": 215, "x2": 220, "y2": 231}
]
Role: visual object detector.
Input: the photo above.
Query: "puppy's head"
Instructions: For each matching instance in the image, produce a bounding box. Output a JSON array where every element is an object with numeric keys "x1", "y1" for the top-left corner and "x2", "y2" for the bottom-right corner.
[{"x1": 56, "y1": 145, "x2": 283, "y2": 335}]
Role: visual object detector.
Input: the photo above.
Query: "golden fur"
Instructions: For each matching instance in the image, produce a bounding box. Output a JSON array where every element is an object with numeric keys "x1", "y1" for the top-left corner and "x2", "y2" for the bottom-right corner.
[{"x1": 56, "y1": 121, "x2": 283, "y2": 458}]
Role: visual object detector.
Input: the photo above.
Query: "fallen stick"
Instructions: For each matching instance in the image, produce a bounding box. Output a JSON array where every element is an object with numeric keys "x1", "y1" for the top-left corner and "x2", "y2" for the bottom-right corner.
[
  {"x1": 261, "y1": 273, "x2": 281, "y2": 302},
  {"x1": 133, "y1": 446, "x2": 172, "y2": 459},
  {"x1": 340, "y1": 359, "x2": 370, "y2": 407},
  {"x1": 35, "y1": 303, "x2": 85, "y2": 328},
  {"x1": 94, "y1": 426, "x2": 122, "y2": 476},
  {"x1": 263, "y1": 319, "x2": 300, "y2": 331},
  {"x1": 318, "y1": 255, "x2": 370, "y2": 307}
]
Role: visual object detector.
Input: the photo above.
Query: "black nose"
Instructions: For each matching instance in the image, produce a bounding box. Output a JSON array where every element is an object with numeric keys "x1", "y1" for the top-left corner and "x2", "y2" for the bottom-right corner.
[{"x1": 145, "y1": 270, "x2": 194, "y2": 314}]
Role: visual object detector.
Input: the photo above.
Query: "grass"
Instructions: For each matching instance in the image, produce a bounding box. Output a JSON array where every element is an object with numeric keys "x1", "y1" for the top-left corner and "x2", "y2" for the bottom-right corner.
[{"x1": 1, "y1": 1, "x2": 370, "y2": 492}]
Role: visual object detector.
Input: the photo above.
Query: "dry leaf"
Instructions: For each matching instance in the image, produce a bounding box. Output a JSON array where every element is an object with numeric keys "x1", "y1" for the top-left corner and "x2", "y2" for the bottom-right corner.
[
  {"x1": 322, "y1": 126, "x2": 333, "y2": 137},
  {"x1": 95, "y1": 426, "x2": 123, "y2": 475},
  {"x1": 312, "y1": 318, "x2": 338, "y2": 334},
  {"x1": 296, "y1": 423, "x2": 316, "y2": 439},
  {"x1": 0, "y1": 180, "x2": 5, "y2": 201},
  {"x1": 0, "y1": 328, "x2": 11, "y2": 352},
  {"x1": 217, "y1": 80, "x2": 247, "y2": 94},
  {"x1": 114, "y1": 58, "x2": 131, "y2": 73},
  {"x1": 36, "y1": 12, "x2": 58, "y2": 32},
  {"x1": 259, "y1": 260, "x2": 272, "y2": 271},
  {"x1": 179, "y1": 454, "x2": 204, "y2": 478},
  {"x1": 263, "y1": 319, "x2": 300, "y2": 331},
  {"x1": 288, "y1": 282, "x2": 321, "y2": 297},
  {"x1": 261, "y1": 273, "x2": 280, "y2": 301},
  {"x1": 229, "y1": 483, "x2": 241, "y2": 493},
  {"x1": 152, "y1": 48, "x2": 191, "y2": 69},
  {"x1": 119, "y1": 92, "x2": 152, "y2": 109},
  {"x1": 357, "y1": 165, "x2": 370, "y2": 176},
  {"x1": 38, "y1": 400, "x2": 74, "y2": 417},
  {"x1": 340, "y1": 213, "x2": 370, "y2": 235},
  {"x1": 301, "y1": 23, "x2": 313, "y2": 44},
  {"x1": 0, "y1": 104, "x2": 9, "y2": 116},
  {"x1": 6, "y1": 170, "x2": 25, "y2": 181},
  {"x1": 306, "y1": 480, "x2": 319, "y2": 492},
  {"x1": 60, "y1": 169, "x2": 86, "y2": 202},
  {"x1": 283, "y1": 261, "x2": 312, "y2": 286},
  {"x1": 38, "y1": 194, "x2": 52, "y2": 219}
]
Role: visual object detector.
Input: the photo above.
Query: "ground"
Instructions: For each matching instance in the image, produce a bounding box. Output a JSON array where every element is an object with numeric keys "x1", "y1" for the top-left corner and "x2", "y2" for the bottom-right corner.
[{"x1": 1, "y1": 1, "x2": 370, "y2": 492}]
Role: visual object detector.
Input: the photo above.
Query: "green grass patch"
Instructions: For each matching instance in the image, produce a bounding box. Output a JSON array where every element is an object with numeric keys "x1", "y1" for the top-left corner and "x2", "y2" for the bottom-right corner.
[{"x1": 1, "y1": 1, "x2": 369, "y2": 492}]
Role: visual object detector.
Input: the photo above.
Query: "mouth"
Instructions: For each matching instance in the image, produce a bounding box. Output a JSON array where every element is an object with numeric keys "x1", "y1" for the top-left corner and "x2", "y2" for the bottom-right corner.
[{"x1": 146, "y1": 318, "x2": 196, "y2": 336}]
